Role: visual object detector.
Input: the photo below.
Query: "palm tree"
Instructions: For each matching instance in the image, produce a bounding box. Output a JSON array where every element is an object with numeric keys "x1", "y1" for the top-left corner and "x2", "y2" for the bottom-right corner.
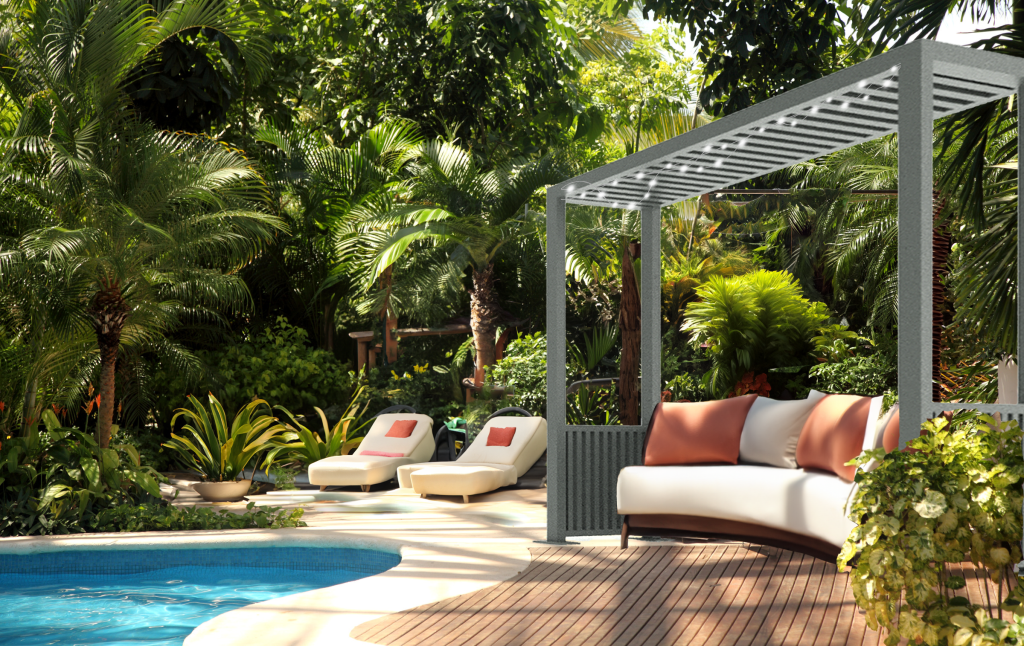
[
  {"x1": 0, "y1": 0, "x2": 280, "y2": 447},
  {"x1": 249, "y1": 118, "x2": 422, "y2": 350},
  {"x1": 367, "y1": 139, "x2": 565, "y2": 379},
  {"x1": 855, "y1": 0, "x2": 1021, "y2": 354}
]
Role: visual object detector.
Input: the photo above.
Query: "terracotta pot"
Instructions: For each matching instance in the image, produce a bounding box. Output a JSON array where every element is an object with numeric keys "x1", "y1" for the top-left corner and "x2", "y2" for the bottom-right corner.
[{"x1": 191, "y1": 479, "x2": 252, "y2": 502}]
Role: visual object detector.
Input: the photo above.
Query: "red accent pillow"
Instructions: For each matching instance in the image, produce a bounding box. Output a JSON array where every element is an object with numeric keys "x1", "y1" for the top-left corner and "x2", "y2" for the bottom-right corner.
[
  {"x1": 486, "y1": 427, "x2": 517, "y2": 447},
  {"x1": 643, "y1": 396, "x2": 757, "y2": 466},
  {"x1": 796, "y1": 395, "x2": 871, "y2": 481},
  {"x1": 385, "y1": 419, "x2": 417, "y2": 438},
  {"x1": 361, "y1": 450, "x2": 405, "y2": 457}
]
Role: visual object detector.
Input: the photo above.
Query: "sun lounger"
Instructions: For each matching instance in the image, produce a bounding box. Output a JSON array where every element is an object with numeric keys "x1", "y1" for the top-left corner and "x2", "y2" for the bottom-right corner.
[
  {"x1": 307, "y1": 406, "x2": 435, "y2": 492},
  {"x1": 396, "y1": 408, "x2": 547, "y2": 502}
]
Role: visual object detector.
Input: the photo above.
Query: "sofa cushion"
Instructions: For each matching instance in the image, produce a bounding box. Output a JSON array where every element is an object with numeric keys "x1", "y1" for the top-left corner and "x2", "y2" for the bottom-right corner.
[
  {"x1": 643, "y1": 395, "x2": 757, "y2": 466},
  {"x1": 796, "y1": 394, "x2": 871, "y2": 481},
  {"x1": 617, "y1": 464, "x2": 856, "y2": 548},
  {"x1": 880, "y1": 405, "x2": 901, "y2": 452},
  {"x1": 739, "y1": 391, "x2": 827, "y2": 468}
]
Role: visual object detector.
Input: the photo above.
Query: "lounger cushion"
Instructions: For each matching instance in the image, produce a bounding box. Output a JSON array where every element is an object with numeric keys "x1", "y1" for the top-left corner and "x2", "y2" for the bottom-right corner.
[
  {"x1": 739, "y1": 391, "x2": 827, "y2": 468},
  {"x1": 796, "y1": 395, "x2": 871, "y2": 481},
  {"x1": 308, "y1": 455, "x2": 417, "y2": 487},
  {"x1": 356, "y1": 414, "x2": 435, "y2": 463},
  {"x1": 409, "y1": 464, "x2": 517, "y2": 497},
  {"x1": 456, "y1": 416, "x2": 547, "y2": 477},
  {"x1": 617, "y1": 464, "x2": 856, "y2": 548},
  {"x1": 643, "y1": 396, "x2": 757, "y2": 466}
]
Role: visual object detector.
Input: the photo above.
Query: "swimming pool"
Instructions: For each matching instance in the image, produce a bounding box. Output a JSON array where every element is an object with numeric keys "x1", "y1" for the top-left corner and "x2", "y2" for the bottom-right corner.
[{"x1": 0, "y1": 546, "x2": 401, "y2": 646}]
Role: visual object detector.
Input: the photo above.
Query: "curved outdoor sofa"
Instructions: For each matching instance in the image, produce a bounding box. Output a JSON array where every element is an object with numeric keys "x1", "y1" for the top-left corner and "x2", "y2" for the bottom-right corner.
[{"x1": 618, "y1": 391, "x2": 900, "y2": 561}]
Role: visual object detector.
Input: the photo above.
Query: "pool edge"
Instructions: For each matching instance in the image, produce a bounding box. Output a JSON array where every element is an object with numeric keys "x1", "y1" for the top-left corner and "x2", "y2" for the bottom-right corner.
[{"x1": 0, "y1": 527, "x2": 533, "y2": 646}]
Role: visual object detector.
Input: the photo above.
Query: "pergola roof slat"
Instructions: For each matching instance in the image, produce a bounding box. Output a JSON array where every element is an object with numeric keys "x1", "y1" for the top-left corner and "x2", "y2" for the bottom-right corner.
[{"x1": 556, "y1": 42, "x2": 1022, "y2": 209}]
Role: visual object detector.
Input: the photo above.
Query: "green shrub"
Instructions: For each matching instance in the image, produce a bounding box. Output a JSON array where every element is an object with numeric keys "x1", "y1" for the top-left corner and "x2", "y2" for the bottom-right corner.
[
  {"x1": 841, "y1": 414, "x2": 1024, "y2": 646},
  {"x1": 0, "y1": 412, "x2": 163, "y2": 536},
  {"x1": 93, "y1": 501, "x2": 306, "y2": 532},
  {"x1": 664, "y1": 373, "x2": 705, "y2": 402},
  {"x1": 487, "y1": 332, "x2": 547, "y2": 416},
  {"x1": 115, "y1": 426, "x2": 178, "y2": 472},
  {"x1": 358, "y1": 361, "x2": 460, "y2": 420},
  {"x1": 809, "y1": 354, "x2": 896, "y2": 396},
  {"x1": 203, "y1": 317, "x2": 355, "y2": 415},
  {"x1": 682, "y1": 270, "x2": 830, "y2": 397}
]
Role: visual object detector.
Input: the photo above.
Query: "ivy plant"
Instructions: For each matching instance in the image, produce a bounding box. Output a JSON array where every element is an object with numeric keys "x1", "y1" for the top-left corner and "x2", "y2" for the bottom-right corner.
[{"x1": 840, "y1": 414, "x2": 1024, "y2": 646}]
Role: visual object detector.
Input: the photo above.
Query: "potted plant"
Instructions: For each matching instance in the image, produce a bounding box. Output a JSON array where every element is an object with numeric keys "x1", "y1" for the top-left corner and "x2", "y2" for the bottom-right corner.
[{"x1": 163, "y1": 393, "x2": 288, "y2": 502}]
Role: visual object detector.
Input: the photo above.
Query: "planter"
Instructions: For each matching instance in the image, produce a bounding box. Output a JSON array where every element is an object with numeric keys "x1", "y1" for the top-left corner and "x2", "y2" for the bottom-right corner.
[{"x1": 191, "y1": 479, "x2": 252, "y2": 502}]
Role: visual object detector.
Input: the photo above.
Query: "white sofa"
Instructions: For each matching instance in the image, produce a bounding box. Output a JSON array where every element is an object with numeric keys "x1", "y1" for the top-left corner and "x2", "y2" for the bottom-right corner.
[
  {"x1": 397, "y1": 415, "x2": 547, "y2": 502},
  {"x1": 307, "y1": 413, "x2": 435, "y2": 491},
  {"x1": 617, "y1": 393, "x2": 898, "y2": 560}
]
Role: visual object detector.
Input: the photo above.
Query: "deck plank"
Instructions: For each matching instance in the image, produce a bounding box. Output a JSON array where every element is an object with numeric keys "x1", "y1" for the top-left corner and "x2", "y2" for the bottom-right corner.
[{"x1": 352, "y1": 543, "x2": 901, "y2": 646}]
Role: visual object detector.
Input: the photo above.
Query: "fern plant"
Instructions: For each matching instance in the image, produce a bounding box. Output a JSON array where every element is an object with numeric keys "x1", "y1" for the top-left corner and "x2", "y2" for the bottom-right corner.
[{"x1": 682, "y1": 270, "x2": 830, "y2": 397}]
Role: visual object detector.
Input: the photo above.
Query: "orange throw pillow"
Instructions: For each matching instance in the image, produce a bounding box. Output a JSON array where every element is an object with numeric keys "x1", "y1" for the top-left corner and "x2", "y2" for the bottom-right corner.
[
  {"x1": 643, "y1": 396, "x2": 757, "y2": 466},
  {"x1": 385, "y1": 419, "x2": 417, "y2": 438},
  {"x1": 881, "y1": 407, "x2": 901, "y2": 452},
  {"x1": 486, "y1": 427, "x2": 517, "y2": 447},
  {"x1": 796, "y1": 395, "x2": 871, "y2": 481}
]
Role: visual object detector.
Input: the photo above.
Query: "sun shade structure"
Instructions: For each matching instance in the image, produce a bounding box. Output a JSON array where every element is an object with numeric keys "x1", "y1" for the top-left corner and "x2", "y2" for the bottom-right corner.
[{"x1": 545, "y1": 40, "x2": 1024, "y2": 542}]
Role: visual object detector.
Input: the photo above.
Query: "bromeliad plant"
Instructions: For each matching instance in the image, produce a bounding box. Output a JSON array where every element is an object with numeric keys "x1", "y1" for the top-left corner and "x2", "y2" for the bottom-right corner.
[
  {"x1": 839, "y1": 413, "x2": 1024, "y2": 646},
  {"x1": 163, "y1": 394, "x2": 288, "y2": 482},
  {"x1": 269, "y1": 388, "x2": 372, "y2": 467}
]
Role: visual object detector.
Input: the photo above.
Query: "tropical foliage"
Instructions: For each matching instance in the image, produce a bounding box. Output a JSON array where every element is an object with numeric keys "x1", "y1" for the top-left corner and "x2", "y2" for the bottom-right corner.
[
  {"x1": 163, "y1": 394, "x2": 289, "y2": 482},
  {"x1": 841, "y1": 414, "x2": 1024, "y2": 646},
  {"x1": 270, "y1": 389, "x2": 371, "y2": 467},
  {"x1": 0, "y1": 411, "x2": 163, "y2": 536},
  {"x1": 682, "y1": 270, "x2": 832, "y2": 397}
]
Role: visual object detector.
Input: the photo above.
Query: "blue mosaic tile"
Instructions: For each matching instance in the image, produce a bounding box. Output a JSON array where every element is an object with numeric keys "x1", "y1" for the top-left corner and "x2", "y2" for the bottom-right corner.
[{"x1": 0, "y1": 546, "x2": 401, "y2": 577}]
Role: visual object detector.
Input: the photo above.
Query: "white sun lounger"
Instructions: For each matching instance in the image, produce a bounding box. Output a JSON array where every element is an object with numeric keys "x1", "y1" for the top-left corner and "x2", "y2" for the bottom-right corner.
[
  {"x1": 397, "y1": 411, "x2": 547, "y2": 502},
  {"x1": 307, "y1": 409, "x2": 435, "y2": 491}
]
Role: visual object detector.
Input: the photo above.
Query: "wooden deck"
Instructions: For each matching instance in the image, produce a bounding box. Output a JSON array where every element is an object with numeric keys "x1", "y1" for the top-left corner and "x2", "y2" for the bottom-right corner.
[{"x1": 353, "y1": 543, "x2": 1004, "y2": 646}]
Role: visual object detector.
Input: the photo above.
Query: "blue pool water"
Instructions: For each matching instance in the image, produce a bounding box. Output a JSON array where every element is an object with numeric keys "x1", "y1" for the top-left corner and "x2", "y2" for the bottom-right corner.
[{"x1": 0, "y1": 547, "x2": 401, "y2": 646}]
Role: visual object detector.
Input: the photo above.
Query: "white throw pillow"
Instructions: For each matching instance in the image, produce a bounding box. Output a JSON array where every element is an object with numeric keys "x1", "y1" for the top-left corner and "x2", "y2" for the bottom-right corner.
[{"x1": 739, "y1": 390, "x2": 827, "y2": 468}]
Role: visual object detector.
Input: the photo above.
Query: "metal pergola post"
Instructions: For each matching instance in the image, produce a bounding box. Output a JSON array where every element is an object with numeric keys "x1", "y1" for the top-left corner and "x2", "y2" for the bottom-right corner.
[{"x1": 896, "y1": 49, "x2": 934, "y2": 445}]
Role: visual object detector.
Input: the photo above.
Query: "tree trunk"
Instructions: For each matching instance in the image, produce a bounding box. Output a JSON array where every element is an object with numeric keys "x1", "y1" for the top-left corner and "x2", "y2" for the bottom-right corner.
[
  {"x1": 21, "y1": 376, "x2": 37, "y2": 436},
  {"x1": 932, "y1": 189, "x2": 952, "y2": 402},
  {"x1": 470, "y1": 264, "x2": 500, "y2": 381},
  {"x1": 619, "y1": 241, "x2": 641, "y2": 426},
  {"x1": 89, "y1": 280, "x2": 130, "y2": 448}
]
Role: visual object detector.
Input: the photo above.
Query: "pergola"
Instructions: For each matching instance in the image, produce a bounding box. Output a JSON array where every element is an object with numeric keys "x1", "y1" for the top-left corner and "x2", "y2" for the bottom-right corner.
[{"x1": 545, "y1": 40, "x2": 1024, "y2": 542}]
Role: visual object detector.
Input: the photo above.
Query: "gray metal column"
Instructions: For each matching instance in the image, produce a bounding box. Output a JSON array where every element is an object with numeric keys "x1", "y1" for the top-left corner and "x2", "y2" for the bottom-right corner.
[
  {"x1": 897, "y1": 50, "x2": 934, "y2": 444},
  {"x1": 1017, "y1": 83, "x2": 1024, "y2": 406},
  {"x1": 1017, "y1": 83, "x2": 1024, "y2": 564},
  {"x1": 640, "y1": 205, "x2": 662, "y2": 424},
  {"x1": 545, "y1": 188, "x2": 567, "y2": 543}
]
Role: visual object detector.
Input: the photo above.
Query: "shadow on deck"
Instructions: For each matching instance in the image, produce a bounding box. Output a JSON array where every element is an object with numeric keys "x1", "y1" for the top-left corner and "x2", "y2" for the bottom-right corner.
[{"x1": 352, "y1": 543, "x2": 1002, "y2": 646}]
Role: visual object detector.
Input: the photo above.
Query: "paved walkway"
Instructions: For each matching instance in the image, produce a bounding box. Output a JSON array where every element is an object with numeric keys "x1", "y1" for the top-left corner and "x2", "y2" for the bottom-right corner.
[{"x1": 352, "y1": 544, "x2": 1005, "y2": 646}]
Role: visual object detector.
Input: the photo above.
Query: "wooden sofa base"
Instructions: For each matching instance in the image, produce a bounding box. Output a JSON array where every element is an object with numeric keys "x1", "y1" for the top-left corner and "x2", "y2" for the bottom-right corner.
[{"x1": 622, "y1": 514, "x2": 841, "y2": 563}]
